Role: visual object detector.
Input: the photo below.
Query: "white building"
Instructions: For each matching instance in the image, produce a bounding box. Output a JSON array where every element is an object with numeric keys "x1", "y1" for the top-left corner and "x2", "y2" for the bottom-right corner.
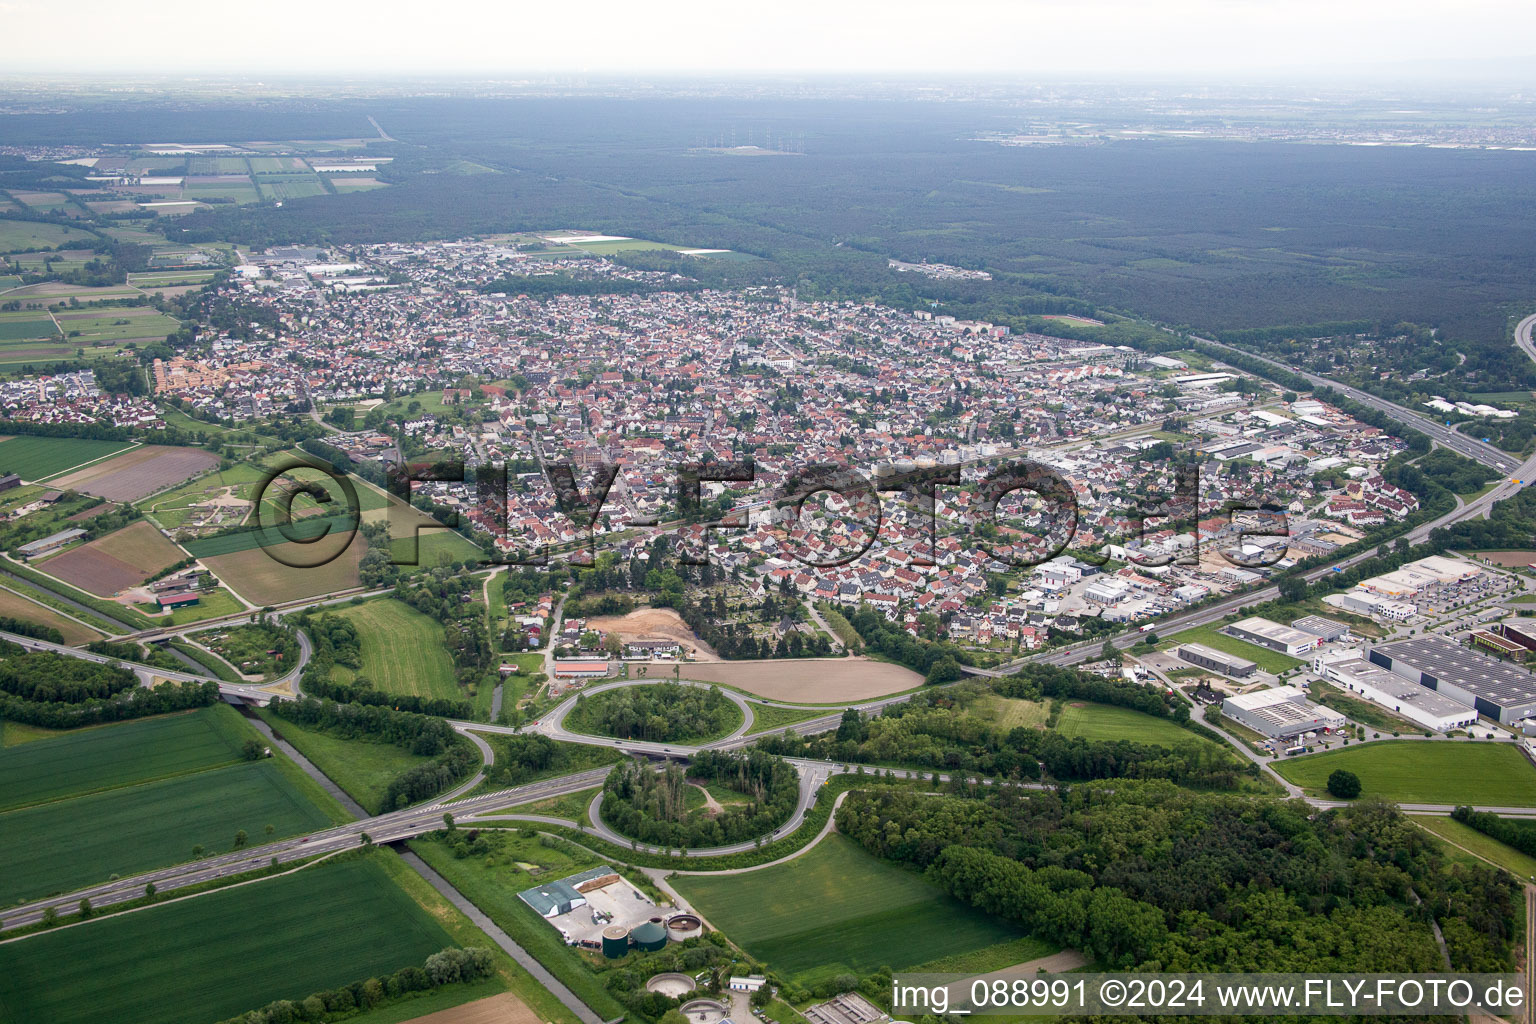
[{"x1": 1322, "y1": 660, "x2": 1478, "y2": 733}]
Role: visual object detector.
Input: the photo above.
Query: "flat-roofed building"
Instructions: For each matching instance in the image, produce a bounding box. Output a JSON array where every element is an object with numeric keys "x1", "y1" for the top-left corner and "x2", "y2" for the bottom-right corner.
[
  {"x1": 1368, "y1": 635, "x2": 1536, "y2": 723},
  {"x1": 1222, "y1": 685, "x2": 1346, "y2": 740},
  {"x1": 1471, "y1": 629, "x2": 1529, "y2": 662},
  {"x1": 1225, "y1": 616, "x2": 1317, "y2": 656},
  {"x1": 1323, "y1": 661, "x2": 1478, "y2": 732},
  {"x1": 1178, "y1": 642, "x2": 1257, "y2": 678},
  {"x1": 1500, "y1": 619, "x2": 1536, "y2": 652},
  {"x1": 1292, "y1": 615, "x2": 1350, "y2": 643}
]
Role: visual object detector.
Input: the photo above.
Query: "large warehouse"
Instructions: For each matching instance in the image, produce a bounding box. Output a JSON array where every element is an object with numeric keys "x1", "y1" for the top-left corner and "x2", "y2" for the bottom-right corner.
[
  {"x1": 1367, "y1": 635, "x2": 1536, "y2": 724},
  {"x1": 1222, "y1": 685, "x2": 1345, "y2": 740},
  {"x1": 1178, "y1": 642, "x2": 1257, "y2": 678},
  {"x1": 1224, "y1": 617, "x2": 1318, "y2": 657},
  {"x1": 1324, "y1": 661, "x2": 1479, "y2": 732}
]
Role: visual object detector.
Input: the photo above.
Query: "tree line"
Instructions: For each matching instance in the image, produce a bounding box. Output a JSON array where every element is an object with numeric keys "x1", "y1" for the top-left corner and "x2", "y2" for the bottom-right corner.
[{"x1": 211, "y1": 944, "x2": 495, "y2": 1024}]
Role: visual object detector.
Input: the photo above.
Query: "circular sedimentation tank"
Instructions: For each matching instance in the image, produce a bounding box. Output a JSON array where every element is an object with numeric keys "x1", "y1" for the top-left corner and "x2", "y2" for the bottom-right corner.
[
  {"x1": 646, "y1": 972, "x2": 697, "y2": 998},
  {"x1": 666, "y1": 913, "x2": 703, "y2": 942},
  {"x1": 632, "y1": 916, "x2": 668, "y2": 952},
  {"x1": 601, "y1": 924, "x2": 631, "y2": 959}
]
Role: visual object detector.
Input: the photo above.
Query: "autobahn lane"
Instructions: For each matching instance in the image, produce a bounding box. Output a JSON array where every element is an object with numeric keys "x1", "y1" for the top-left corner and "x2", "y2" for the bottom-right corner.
[{"x1": 0, "y1": 767, "x2": 613, "y2": 932}]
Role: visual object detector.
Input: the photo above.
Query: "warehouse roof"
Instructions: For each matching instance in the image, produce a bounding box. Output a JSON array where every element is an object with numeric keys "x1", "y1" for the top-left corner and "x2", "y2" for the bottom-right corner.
[
  {"x1": 1371, "y1": 636, "x2": 1536, "y2": 706},
  {"x1": 1228, "y1": 616, "x2": 1317, "y2": 648}
]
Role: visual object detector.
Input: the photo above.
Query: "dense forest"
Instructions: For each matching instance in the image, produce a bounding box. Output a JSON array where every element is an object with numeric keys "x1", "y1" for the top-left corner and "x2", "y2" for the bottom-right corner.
[
  {"x1": 601, "y1": 748, "x2": 798, "y2": 848},
  {"x1": 839, "y1": 782, "x2": 1518, "y2": 973},
  {"x1": 566, "y1": 683, "x2": 738, "y2": 743}
]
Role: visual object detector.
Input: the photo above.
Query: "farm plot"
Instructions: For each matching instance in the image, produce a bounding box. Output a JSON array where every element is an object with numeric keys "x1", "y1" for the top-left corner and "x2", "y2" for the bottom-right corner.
[
  {"x1": 672, "y1": 835, "x2": 1031, "y2": 985},
  {"x1": 0, "y1": 704, "x2": 251, "y2": 813},
  {"x1": 0, "y1": 584, "x2": 101, "y2": 644},
  {"x1": 0, "y1": 315, "x2": 59, "y2": 341},
  {"x1": 0, "y1": 856, "x2": 454, "y2": 1024},
  {"x1": 258, "y1": 177, "x2": 328, "y2": 200},
  {"x1": 202, "y1": 532, "x2": 364, "y2": 605},
  {"x1": 0, "y1": 436, "x2": 137, "y2": 481},
  {"x1": 48, "y1": 444, "x2": 219, "y2": 501},
  {"x1": 50, "y1": 306, "x2": 182, "y2": 344},
  {"x1": 326, "y1": 598, "x2": 459, "y2": 701},
  {"x1": 139, "y1": 462, "x2": 267, "y2": 530},
  {"x1": 1273, "y1": 740, "x2": 1536, "y2": 806},
  {"x1": 0, "y1": 757, "x2": 339, "y2": 905},
  {"x1": 39, "y1": 520, "x2": 184, "y2": 597},
  {"x1": 0, "y1": 217, "x2": 93, "y2": 252}
]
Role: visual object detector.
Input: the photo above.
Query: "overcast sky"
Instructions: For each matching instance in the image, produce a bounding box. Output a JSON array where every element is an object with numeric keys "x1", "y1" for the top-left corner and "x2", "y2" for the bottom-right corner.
[{"x1": 3, "y1": 0, "x2": 1534, "y2": 79}]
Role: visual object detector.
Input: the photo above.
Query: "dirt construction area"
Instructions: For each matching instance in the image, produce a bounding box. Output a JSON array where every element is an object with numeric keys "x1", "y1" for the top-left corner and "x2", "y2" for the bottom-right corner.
[
  {"x1": 587, "y1": 607, "x2": 719, "y2": 660},
  {"x1": 49, "y1": 445, "x2": 220, "y2": 502},
  {"x1": 398, "y1": 993, "x2": 541, "y2": 1024},
  {"x1": 1474, "y1": 550, "x2": 1536, "y2": 567},
  {"x1": 678, "y1": 657, "x2": 922, "y2": 702},
  {"x1": 40, "y1": 520, "x2": 184, "y2": 597}
]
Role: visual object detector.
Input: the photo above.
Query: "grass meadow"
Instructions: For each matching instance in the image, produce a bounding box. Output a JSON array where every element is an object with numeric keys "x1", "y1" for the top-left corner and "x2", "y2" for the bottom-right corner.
[
  {"x1": 0, "y1": 436, "x2": 136, "y2": 480},
  {"x1": 1273, "y1": 740, "x2": 1536, "y2": 805},
  {"x1": 672, "y1": 835, "x2": 1032, "y2": 984},
  {"x1": 325, "y1": 598, "x2": 459, "y2": 701}
]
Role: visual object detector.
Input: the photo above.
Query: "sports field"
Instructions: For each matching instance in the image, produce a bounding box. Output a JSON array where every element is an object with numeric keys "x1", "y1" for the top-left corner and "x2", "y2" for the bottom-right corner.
[
  {"x1": 0, "y1": 436, "x2": 136, "y2": 481},
  {"x1": 672, "y1": 835, "x2": 1030, "y2": 984},
  {"x1": 1272, "y1": 740, "x2": 1536, "y2": 805},
  {"x1": 327, "y1": 598, "x2": 459, "y2": 701},
  {"x1": 0, "y1": 857, "x2": 454, "y2": 1024},
  {"x1": 1054, "y1": 701, "x2": 1220, "y2": 748},
  {"x1": 0, "y1": 705, "x2": 249, "y2": 812}
]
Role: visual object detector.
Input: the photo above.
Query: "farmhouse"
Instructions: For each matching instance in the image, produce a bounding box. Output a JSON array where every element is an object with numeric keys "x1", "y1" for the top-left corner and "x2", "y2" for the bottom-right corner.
[
  {"x1": 553, "y1": 659, "x2": 611, "y2": 679},
  {"x1": 1222, "y1": 686, "x2": 1345, "y2": 740},
  {"x1": 156, "y1": 590, "x2": 201, "y2": 610}
]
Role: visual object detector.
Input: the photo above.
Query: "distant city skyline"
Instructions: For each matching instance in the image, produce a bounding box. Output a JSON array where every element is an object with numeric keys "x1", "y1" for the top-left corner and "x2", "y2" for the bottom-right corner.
[{"x1": 2, "y1": 0, "x2": 1534, "y2": 81}]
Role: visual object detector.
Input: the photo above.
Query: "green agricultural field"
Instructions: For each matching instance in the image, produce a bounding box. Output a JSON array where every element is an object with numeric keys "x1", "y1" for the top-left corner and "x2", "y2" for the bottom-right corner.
[
  {"x1": 0, "y1": 856, "x2": 454, "y2": 1024},
  {"x1": 1054, "y1": 701, "x2": 1218, "y2": 747},
  {"x1": 1273, "y1": 740, "x2": 1536, "y2": 806},
  {"x1": 51, "y1": 307, "x2": 182, "y2": 343},
  {"x1": 746, "y1": 701, "x2": 833, "y2": 735},
  {"x1": 672, "y1": 835, "x2": 1031, "y2": 985},
  {"x1": 1163, "y1": 623, "x2": 1303, "y2": 674},
  {"x1": 326, "y1": 598, "x2": 459, "y2": 701},
  {"x1": 0, "y1": 705, "x2": 250, "y2": 812},
  {"x1": 0, "y1": 757, "x2": 340, "y2": 904},
  {"x1": 0, "y1": 436, "x2": 136, "y2": 480},
  {"x1": 389, "y1": 527, "x2": 485, "y2": 569},
  {"x1": 0, "y1": 315, "x2": 58, "y2": 341},
  {"x1": 0, "y1": 220, "x2": 95, "y2": 253},
  {"x1": 256, "y1": 707, "x2": 450, "y2": 814}
]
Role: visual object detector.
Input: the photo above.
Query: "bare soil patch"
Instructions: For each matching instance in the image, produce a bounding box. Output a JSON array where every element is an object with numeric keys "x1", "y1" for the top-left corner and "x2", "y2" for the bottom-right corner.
[
  {"x1": 587, "y1": 607, "x2": 719, "y2": 660},
  {"x1": 399, "y1": 993, "x2": 541, "y2": 1024},
  {"x1": 678, "y1": 658, "x2": 922, "y2": 702},
  {"x1": 1475, "y1": 550, "x2": 1536, "y2": 567},
  {"x1": 50, "y1": 446, "x2": 219, "y2": 502}
]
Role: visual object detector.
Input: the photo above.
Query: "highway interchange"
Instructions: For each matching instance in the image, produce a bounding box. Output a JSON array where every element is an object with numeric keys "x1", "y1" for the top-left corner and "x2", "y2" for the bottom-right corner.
[{"x1": 5, "y1": 317, "x2": 1536, "y2": 936}]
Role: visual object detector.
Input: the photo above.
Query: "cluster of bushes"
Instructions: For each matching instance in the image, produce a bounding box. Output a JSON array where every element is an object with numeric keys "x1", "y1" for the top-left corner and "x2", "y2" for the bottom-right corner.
[
  {"x1": 0, "y1": 641, "x2": 137, "y2": 702},
  {"x1": 602, "y1": 748, "x2": 799, "y2": 848},
  {"x1": 211, "y1": 946, "x2": 494, "y2": 1024},
  {"x1": 831, "y1": 602, "x2": 976, "y2": 678}
]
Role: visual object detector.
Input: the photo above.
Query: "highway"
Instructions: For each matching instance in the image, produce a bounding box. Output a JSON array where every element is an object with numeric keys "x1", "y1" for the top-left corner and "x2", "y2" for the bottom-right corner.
[{"x1": 7, "y1": 317, "x2": 1536, "y2": 938}]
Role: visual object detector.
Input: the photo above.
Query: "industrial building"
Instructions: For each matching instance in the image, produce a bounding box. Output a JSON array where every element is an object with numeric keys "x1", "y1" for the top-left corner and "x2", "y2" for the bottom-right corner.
[
  {"x1": 1470, "y1": 630, "x2": 1529, "y2": 662},
  {"x1": 1225, "y1": 616, "x2": 1318, "y2": 656},
  {"x1": 1368, "y1": 635, "x2": 1536, "y2": 724},
  {"x1": 17, "y1": 527, "x2": 86, "y2": 560},
  {"x1": 1499, "y1": 619, "x2": 1536, "y2": 653},
  {"x1": 1177, "y1": 642, "x2": 1257, "y2": 678},
  {"x1": 1292, "y1": 615, "x2": 1350, "y2": 643},
  {"x1": 1323, "y1": 661, "x2": 1479, "y2": 732},
  {"x1": 517, "y1": 866, "x2": 618, "y2": 918},
  {"x1": 1221, "y1": 685, "x2": 1346, "y2": 740}
]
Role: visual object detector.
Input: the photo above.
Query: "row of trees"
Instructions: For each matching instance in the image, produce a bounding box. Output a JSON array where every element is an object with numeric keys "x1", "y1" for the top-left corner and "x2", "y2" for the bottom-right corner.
[
  {"x1": 0, "y1": 677, "x2": 218, "y2": 728},
  {"x1": 211, "y1": 946, "x2": 494, "y2": 1024},
  {"x1": 1451, "y1": 805, "x2": 1536, "y2": 858}
]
